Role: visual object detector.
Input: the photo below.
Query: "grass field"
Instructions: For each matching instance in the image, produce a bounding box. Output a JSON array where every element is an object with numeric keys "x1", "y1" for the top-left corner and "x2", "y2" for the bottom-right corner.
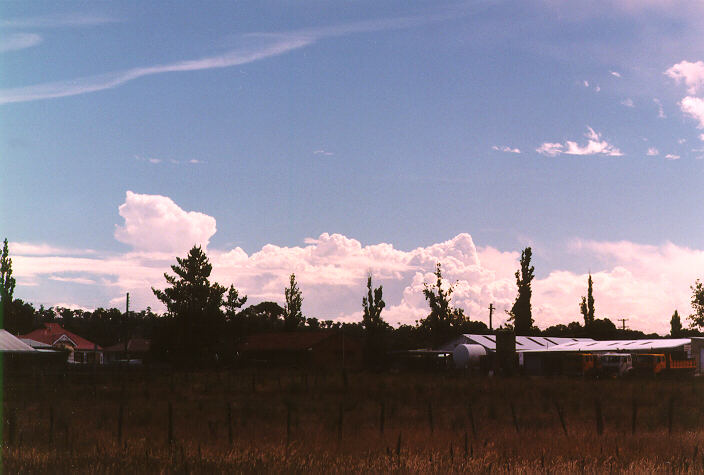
[{"x1": 3, "y1": 368, "x2": 704, "y2": 473}]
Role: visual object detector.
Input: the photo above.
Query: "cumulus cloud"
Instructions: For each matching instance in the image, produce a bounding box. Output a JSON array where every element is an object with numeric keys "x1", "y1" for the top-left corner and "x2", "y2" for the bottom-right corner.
[
  {"x1": 654, "y1": 98, "x2": 666, "y2": 118},
  {"x1": 536, "y1": 127, "x2": 623, "y2": 157},
  {"x1": 492, "y1": 145, "x2": 521, "y2": 153},
  {"x1": 610, "y1": 71, "x2": 621, "y2": 78},
  {"x1": 620, "y1": 98, "x2": 634, "y2": 108},
  {"x1": 11, "y1": 192, "x2": 704, "y2": 334},
  {"x1": 666, "y1": 60, "x2": 704, "y2": 95},
  {"x1": 679, "y1": 96, "x2": 704, "y2": 128},
  {"x1": 114, "y1": 191, "x2": 217, "y2": 253},
  {"x1": 665, "y1": 153, "x2": 680, "y2": 160},
  {"x1": 646, "y1": 147, "x2": 659, "y2": 156}
]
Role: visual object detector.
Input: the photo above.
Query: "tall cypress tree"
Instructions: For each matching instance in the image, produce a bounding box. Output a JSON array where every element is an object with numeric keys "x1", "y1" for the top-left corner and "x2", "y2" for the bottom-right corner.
[
  {"x1": 670, "y1": 309, "x2": 682, "y2": 337},
  {"x1": 508, "y1": 248, "x2": 534, "y2": 335}
]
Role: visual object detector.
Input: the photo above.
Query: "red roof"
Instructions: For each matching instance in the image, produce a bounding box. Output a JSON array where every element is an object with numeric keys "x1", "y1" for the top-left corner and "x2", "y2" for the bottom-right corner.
[
  {"x1": 20, "y1": 323, "x2": 101, "y2": 351},
  {"x1": 240, "y1": 331, "x2": 339, "y2": 352}
]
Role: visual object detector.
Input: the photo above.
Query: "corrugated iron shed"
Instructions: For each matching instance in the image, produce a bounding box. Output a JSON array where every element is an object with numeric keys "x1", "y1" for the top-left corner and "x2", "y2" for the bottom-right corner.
[
  {"x1": 450, "y1": 334, "x2": 595, "y2": 352},
  {"x1": 522, "y1": 338, "x2": 692, "y2": 353}
]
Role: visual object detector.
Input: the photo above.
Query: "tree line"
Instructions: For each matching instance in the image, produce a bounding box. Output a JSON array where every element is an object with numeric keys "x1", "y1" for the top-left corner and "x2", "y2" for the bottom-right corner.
[{"x1": 1, "y1": 238, "x2": 703, "y2": 367}]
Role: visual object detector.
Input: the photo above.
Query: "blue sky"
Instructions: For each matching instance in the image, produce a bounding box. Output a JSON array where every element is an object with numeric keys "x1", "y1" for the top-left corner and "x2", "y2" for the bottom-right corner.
[{"x1": 3, "y1": 1, "x2": 704, "y2": 333}]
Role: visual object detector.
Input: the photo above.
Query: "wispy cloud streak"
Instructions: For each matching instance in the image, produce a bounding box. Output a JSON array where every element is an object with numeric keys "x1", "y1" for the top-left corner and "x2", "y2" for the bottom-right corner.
[
  {"x1": 0, "y1": 9, "x2": 465, "y2": 106},
  {"x1": 0, "y1": 33, "x2": 42, "y2": 53},
  {"x1": 0, "y1": 36, "x2": 312, "y2": 105},
  {"x1": 0, "y1": 14, "x2": 118, "y2": 28}
]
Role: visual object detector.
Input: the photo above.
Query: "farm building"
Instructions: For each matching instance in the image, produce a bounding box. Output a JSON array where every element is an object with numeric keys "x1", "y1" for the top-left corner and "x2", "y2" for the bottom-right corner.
[
  {"x1": 522, "y1": 337, "x2": 704, "y2": 375},
  {"x1": 20, "y1": 323, "x2": 103, "y2": 365},
  {"x1": 238, "y1": 330, "x2": 362, "y2": 369},
  {"x1": 0, "y1": 329, "x2": 66, "y2": 371}
]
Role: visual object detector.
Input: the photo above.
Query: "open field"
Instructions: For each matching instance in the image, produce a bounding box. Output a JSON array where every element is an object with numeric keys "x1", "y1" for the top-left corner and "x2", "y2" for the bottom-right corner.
[{"x1": 4, "y1": 368, "x2": 704, "y2": 473}]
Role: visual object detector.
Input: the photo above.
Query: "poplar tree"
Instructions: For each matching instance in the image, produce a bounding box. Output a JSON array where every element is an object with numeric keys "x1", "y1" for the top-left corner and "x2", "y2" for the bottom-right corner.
[
  {"x1": 283, "y1": 273, "x2": 304, "y2": 331},
  {"x1": 670, "y1": 309, "x2": 683, "y2": 337},
  {"x1": 0, "y1": 238, "x2": 16, "y2": 329},
  {"x1": 580, "y1": 273, "x2": 595, "y2": 328},
  {"x1": 507, "y1": 247, "x2": 534, "y2": 335},
  {"x1": 362, "y1": 274, "x2": 388, "y2": 367}
]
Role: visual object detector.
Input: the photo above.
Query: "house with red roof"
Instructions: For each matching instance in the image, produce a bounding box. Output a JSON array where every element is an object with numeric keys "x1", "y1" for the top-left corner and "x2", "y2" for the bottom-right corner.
[
  {"x1": 20, "y1": 323, "x2": 103, "y2": 365},
  {"x1": 238, "y1": 330, "x2": 362, "y2": 368}
]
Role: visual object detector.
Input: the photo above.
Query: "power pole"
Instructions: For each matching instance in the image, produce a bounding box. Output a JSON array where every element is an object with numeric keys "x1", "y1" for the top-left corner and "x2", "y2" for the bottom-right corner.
[
  {"x1": 489, "y1": 303, "x2": 495, "y2": 331},
  {"x1": 617, "y1": 318, "x2": 628, "y2": 331},
  {"x1": 125, "y1": 293, "x2": 130, "y2": 356}
]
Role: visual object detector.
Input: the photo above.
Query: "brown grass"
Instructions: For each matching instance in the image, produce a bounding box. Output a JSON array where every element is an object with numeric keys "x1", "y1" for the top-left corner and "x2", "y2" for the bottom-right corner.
[{"x1": 4, "y1": 368, "x2": 704, "y2": 473}]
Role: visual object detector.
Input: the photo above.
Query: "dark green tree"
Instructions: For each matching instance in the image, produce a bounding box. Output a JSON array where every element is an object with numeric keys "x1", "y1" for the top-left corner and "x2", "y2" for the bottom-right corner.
[
  {"x1": 690, "y1": 279, "x2": 704, "y2": 329},
  {"x1": 580, "y1": 273, "x2": 595, "y2": 328},
  {"x1": 224, "y1": 284, "x2": 247, "y2": 321},
  {"x1": 362, "y1": 274, "x2": 389, "y2": 368},
  {"x1": 670, "y1": 309, "x2": 683, "y2": 337},
  {"x1": 420, "y1": 263, "x2": 469, "y2": 347},
  {"x1": 1, "y1": 238, "x2": 17, "y2": 329},
  {"x1": 507, "y1": 247, "x2": 535, "y2": 335},
  {"x1": 283, "y1": 273, "x2": 304, "y2": 331},
  {"x1": 152, "y1": 245, "x2": 227, "y2": 365}
]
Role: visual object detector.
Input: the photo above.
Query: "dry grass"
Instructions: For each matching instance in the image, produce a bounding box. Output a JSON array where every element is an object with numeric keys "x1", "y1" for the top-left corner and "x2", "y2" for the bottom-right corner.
[{"x1": 3, "y1": 368, "x2": 704, "y2": 473}]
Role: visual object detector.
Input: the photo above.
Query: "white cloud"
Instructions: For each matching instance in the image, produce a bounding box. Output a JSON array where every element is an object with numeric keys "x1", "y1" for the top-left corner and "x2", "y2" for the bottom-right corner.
[
  {"x1": 620, "y1": 98, "x2": 634, "y2": 108},
  {"x1": 0, "y1": 33, "x2": 42, "y2": 53},
  {"x1": 646, "y1": 147, "x2": 659, "y2": 156},
  {"x1": 610, "y1": 71, "x2": 622, "y2": 78},
  {"x1": 492, "y1": 145, "x2": 521, "y2": 154},
  {"x1": 313, "y1": 150, "x2": 334, "y2": 156},
  {"x1": 679, "y1": 96, "x2": 704, "y2": 128},
  {"x1": 654, "y1": 98, "x2": 666, "y2": 119},
  {"x1": 583, "y1": 80, "x2": 590, "y2": 87},
  {"x1": 700, "y1": 134, "x2": 704, "y2": 142},
  {"x1": 114, "y1": 191, "x2": 217, "y2": 253},
  {"x1": 678, "y1": 138, "x2": 687, "y2": 144},
  {"x1": 537, "y1": 127, "x2": 623, "y2": 157},
  {"x1": 12, "y1": 192, "x2": 704, "y2": 334},
  {"x1": 665, "y1": 153, "x2": 680, "y2": 160},
  {"x1": 189, "y1": 159, "x2": 203, "y2": 164},
  {"x1": 666, "y1": 60, "x2": 704, "y2": 95},
  {"x1": 535, "y1": 142, "x2": 563, "y2": 157}
]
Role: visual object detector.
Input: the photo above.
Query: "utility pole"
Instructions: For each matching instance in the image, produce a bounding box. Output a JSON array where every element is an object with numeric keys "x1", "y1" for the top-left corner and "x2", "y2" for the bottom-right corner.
[
  {"x1": 489, "y1": 303, "x2": 495, "y2": 331},
  {"x1": 124, "y1": 293, "x2": 130, "y2": 356},
  {"x1": 617, "y1": 318, "x2": 628, "y2": 331}
]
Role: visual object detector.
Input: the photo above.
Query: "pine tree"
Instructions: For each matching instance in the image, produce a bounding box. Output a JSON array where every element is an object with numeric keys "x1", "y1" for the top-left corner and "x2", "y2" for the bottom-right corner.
[
  {"x1": 152, "y1": 245, "x2": 226, "y2": 364},
  {"x1": 507, "y1": 248, "x2": 534, "y2": 335},
  {"x1": 283, "y1": 273, "x2": 304, "y2": 331}
]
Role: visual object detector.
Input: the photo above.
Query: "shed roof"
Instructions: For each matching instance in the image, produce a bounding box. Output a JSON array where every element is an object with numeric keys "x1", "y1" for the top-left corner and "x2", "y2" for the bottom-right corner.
[
  {"x1": 522, "y1": 338, "x2": 692, "y2": 353},
  {"x1": 459, "y1": 334, "x2": 594, "y2": 352},
  {"x1": 0, "y1": 330, "x2": 37, "y2": 352},
  {"x1": 240, "y1": 331, "x2": 341, "y2": 352},
  {"x1": 20, "y1": 323, "x2": 101, "y2": 351}
]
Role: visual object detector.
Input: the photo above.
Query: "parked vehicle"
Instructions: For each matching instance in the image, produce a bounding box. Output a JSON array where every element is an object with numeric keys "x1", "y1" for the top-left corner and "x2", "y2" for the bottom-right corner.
[
  {"x1": 562, "y1": 353, "x2": 600, "y2": 377},
  {"x1": 599, "y1": 353, "x2": 633, "y2": 378},
  {"x1": 633, "y1": 353, "x2": 666, "y2": 376}
]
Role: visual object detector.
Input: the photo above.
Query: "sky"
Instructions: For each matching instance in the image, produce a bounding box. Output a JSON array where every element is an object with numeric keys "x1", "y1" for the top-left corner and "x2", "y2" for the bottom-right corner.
[{"x1": 3, "y1": 1, "x2": 704, "y2": 334}]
